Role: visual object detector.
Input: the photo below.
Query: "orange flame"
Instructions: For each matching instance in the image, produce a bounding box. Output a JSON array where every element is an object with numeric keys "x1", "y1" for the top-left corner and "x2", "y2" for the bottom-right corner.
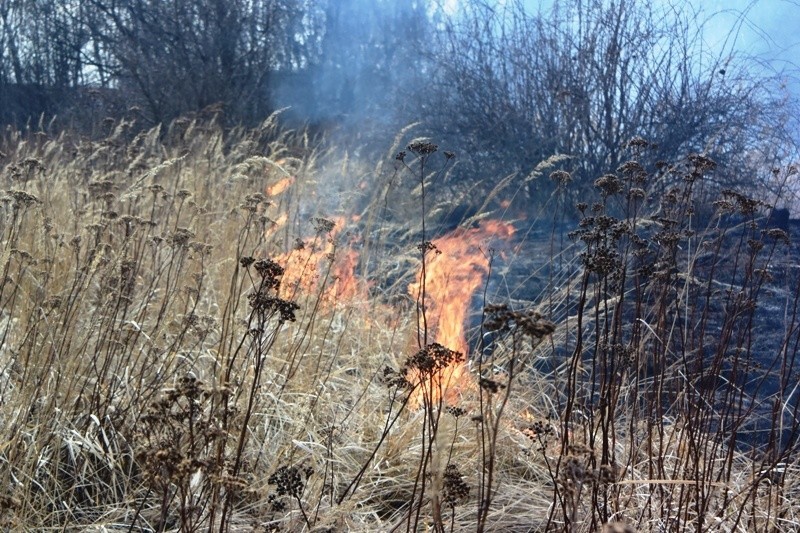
[
  {"x1": 266, "y1": 176, "x2": 294, "y2": 197},
  {"x1": 272, "y1": 217, "x2": 366, "y2": 307},
  {"x1": 408, "y1": 220, "x2": 516, "y2": 401},
  {"x1": 270, "y1": 212, "x2": 288, "y2": 232},
  {"x1": 263, "y1": 170, "x2": 367, "y2": 306},
  {"x1": 329, "y1": 248, "x2": 362, "y2": 302}
]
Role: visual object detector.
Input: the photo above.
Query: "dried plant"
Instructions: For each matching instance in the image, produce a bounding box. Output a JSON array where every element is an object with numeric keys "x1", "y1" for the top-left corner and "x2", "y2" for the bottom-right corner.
[{"x1": 1, "y1": 118, "x2": 799, "y2": 533}]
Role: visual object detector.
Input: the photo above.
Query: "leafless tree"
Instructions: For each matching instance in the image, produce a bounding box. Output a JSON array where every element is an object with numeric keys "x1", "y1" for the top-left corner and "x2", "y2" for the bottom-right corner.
[
  {"x1": 81, "y1": 0, "x2": 314, "y2": 123},
  {"x1": 422, "y1": 0, "x2": 797, "y2": 208}
]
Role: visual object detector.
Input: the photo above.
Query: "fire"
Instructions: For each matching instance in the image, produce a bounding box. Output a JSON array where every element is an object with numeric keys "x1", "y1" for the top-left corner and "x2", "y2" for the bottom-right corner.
[
  {"x1": 266, "y1": 176, "x2": 294, "y2": 197},
  {"x1": 408, "y1": 220, "x2": 516, "y2": 400},
  {"x1": 329, "y1": 248, "x2": 361, "y2": 302},
  {"x1": 271, "y1": 212, "x2": 288, "y2": 231},
  {"x1": 264, "y1": 173, "x2": 295, "y2": 234},
  {"x1": 260, "y1": 158, "x2": 515, "y2": 404},
  {"x1": 271, "y1": 217, "x2": 366, "y2": 307},
  {"x1": 263, "y1": 173, "x2": 366, "y2": 307}
]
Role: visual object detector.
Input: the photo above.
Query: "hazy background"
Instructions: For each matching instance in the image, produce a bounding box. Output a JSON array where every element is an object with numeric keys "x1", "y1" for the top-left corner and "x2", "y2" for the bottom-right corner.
[{"x1": 1, "y1": 0, "x2": 798, "y2": 212}]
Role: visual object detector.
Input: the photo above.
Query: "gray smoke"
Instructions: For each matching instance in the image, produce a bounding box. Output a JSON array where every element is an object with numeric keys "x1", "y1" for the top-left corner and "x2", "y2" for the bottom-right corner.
[{"x1": 270, "y1": 0, "x2": 434, "y2": 143}]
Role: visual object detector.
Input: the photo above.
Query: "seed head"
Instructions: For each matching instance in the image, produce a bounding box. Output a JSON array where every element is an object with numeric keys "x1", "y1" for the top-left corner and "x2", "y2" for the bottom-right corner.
[
  {"x1": 407, "y1": 141, "x2": 438, "y2": 156},
  {"x1": 441, "y1": 464, "x2": 470, "y2": 507},
  {"x1": 253, "y1": 258, "x2": 284, "y2": 287},
  {"x1": 626, "y1": 136, "x2": 650, "y2": 149},
  {"x1": 550, "y1": 170, "x2": 572, "y2": 186},
  {"x1": 594, "y1": 174, "x2": 623, "y2": 197},
  {"x1": 446, "y1": 405, "x2": 468, "y2": 418}
]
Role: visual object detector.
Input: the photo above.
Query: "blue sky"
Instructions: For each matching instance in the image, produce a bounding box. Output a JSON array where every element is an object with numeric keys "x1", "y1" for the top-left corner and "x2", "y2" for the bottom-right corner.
[
  {"x1": 691, "y1": 0, "x2": 800, "y2": 137},
  {"x1": 702, "y1": 0, "x2": 800, "y2": 74},
  {"x1": 442, "y1": 0, "x2": 800, "y2": 82}
]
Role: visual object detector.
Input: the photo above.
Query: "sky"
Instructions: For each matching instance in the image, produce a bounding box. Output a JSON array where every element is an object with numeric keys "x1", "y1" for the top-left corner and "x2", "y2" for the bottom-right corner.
[
  {"x1": 702, "y1": 0, "x2": 800, "y2": 75},
  {"x1": 681, "y1": 0, "x2": 800, "y2": 138},
  {"x1": 439, "y1": 0, "x2": 800, "y2": 143},
  {"x1": 442, "y1": 0, "x2": 800, "y2": 84}
]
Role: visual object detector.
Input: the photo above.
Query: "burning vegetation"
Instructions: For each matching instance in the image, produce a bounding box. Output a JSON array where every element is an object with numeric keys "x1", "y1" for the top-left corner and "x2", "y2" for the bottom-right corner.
[{"x1": 1, "y1": 116, "x2": 800, "y2": 533}]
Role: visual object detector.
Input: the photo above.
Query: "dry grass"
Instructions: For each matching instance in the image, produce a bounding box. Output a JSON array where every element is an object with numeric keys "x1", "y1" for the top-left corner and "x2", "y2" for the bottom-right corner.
[{"x1": 1, "y1": 117, "x2": 799, "y2": 532}]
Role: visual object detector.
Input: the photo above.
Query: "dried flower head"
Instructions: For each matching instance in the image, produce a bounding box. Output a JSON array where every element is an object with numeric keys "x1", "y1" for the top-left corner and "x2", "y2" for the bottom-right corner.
[
  {"x1": 268, "y1": 465, "x2": 307, "y2": 498},
  {"x1": 765, "y1": 228, "x2": 790, "y2": 244},
  {"x1": 627, "y1": 188, "x2": 646, "y2": 200},
  {"x1": 446, "y1": 405, "x2": 468, "y2": 418},
  {"x1": 522, "y1": 420, "x2": 555, "y2": 440},
  {"x1": 582, "y1": 246, "x2": 621, "y2": 276},
  {"x1": 626, "y1": 136, "x2": 650, "y2": 149},
  {"x1": 169, "y1": 227, "x2": 195, "y2": 247},
  {"x1": 617, "y1": 160, "x2": 647, "y2": 185},
  {"x1": 407, "y1": 141, "x2": 438, "y2": 156},
  {"x1": 721, "y1": 190, "x2": 762, "y2": 216},
  {"x1": 380, "y1": 366, "x2": 411, "y2": 389},
  {"x1": 313, "y1": 217, "x2": 336, "y2": 235},
  {"x1": 550, "y1": 170, "x2": 572, "y2": 186},
  {"x1": 404, "y1": 343, "x2": 464, "y2": 378},
  {"x1": 479, "y1": 377, "x2": 505, "y2": 394},
  {"x1": 248, "y1": 291, "x2": 300, "y2": 321},
  {"x1": 482, "y1": 304, "x2": 556, "y2": 340},
  {"x1": 21, "y1": 157, "x2": 45, "y2": 173},
  {"x1": 417, "y1": 240, "x2": 440, "y2": 255},
  {"x1": 441, "y1": 464, "x2": 470, "y2": 507},
  {"x1": 594, "y1": 174, "x2": 623, "y2": 197},
  {"x1": 688, "y1": 153, "x2": 717, "y2": 173},
  {"x1": 7, "y1": 190, "x2": 40, "y2": 208},
  {"x1": 253, "y1": 258, "x2": 284, "y2": 288}
]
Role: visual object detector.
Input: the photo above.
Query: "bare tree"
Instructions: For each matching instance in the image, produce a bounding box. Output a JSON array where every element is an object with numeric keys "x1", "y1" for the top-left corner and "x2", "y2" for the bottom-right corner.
[
  {"x1": 0, "y1": 0, "x2": 93, "y2": 124},
  {"x1": 83, "y1": 0, "x2": 314, "y2": 124},
  {"x1": 422, "y1": 0, "x2": 797, "y2": 208},
  {"x1": 265, "y1": 0, "x2": 435, "y2": 143}
]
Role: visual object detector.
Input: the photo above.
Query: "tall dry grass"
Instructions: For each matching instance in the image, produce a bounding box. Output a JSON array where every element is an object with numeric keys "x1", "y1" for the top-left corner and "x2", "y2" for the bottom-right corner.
[{"x1": 0, "y1": 117, "x2": 799, "y2": 532}]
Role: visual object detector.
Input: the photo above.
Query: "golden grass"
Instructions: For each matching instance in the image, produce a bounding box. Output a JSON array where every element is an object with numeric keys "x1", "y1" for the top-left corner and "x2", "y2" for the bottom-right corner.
[{"x1": 0, "y1": 116, "x2": 798, "y2": 532}]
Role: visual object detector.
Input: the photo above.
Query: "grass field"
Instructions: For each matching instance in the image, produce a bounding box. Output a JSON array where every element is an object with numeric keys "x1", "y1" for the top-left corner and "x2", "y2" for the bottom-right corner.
[{"x1": 1, "y1": 115, "x2": 799, "y2": 532}]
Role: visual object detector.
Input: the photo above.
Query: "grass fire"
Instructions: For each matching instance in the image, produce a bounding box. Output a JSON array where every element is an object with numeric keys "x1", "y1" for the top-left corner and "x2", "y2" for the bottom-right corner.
[{"x1": 2, "y1": 115, "x2": 799, "y2": 532}]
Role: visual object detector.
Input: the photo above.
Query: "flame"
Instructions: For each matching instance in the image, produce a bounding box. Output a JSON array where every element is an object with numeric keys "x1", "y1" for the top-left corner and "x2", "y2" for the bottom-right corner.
[
  {"x1": 408, "y1": 220, "x2": 516, "y2": 401},
  {"x1": 271, "y1": 212, "x2": 289, "y2": 232},
  {"x1": 275, "y1": 244, "x2": 323, "y2": 300},
  {"x1": 259, "y1": 165, "x2": 516, "y2": 406},
  {"x1": 329, "y1": 248, "x2": 362, "y2": 302},
  {"x1": 263, "y1": 174, "x2": 295, "y2": 234},
  {"x1": 262, "y1": 173, "x2": 366, "y2": 307},
  {"x1": 266, "y1": 176, "x2": 294, "y2": 197},
  {"x1": 271, "y1": 217, "x2": 367, "y2": 307}
]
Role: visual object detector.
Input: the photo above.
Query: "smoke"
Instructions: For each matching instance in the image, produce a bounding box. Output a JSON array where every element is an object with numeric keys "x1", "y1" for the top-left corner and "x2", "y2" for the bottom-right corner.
[
  {"x1": 269, "y1": 0, "x2": 433, "y2": 145},
  {"x1": 266, "y1": 0, "x2": 452, "y2": 251}
]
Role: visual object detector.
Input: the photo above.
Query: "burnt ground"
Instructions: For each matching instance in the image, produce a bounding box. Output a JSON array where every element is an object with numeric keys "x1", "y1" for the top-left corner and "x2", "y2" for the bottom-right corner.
[
  {"x1": 460, "y1": 214, "x2": 800, "y2": 449},
  {"x1": 362, "y1": 199, "x2": 800, "y2": 449}
]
